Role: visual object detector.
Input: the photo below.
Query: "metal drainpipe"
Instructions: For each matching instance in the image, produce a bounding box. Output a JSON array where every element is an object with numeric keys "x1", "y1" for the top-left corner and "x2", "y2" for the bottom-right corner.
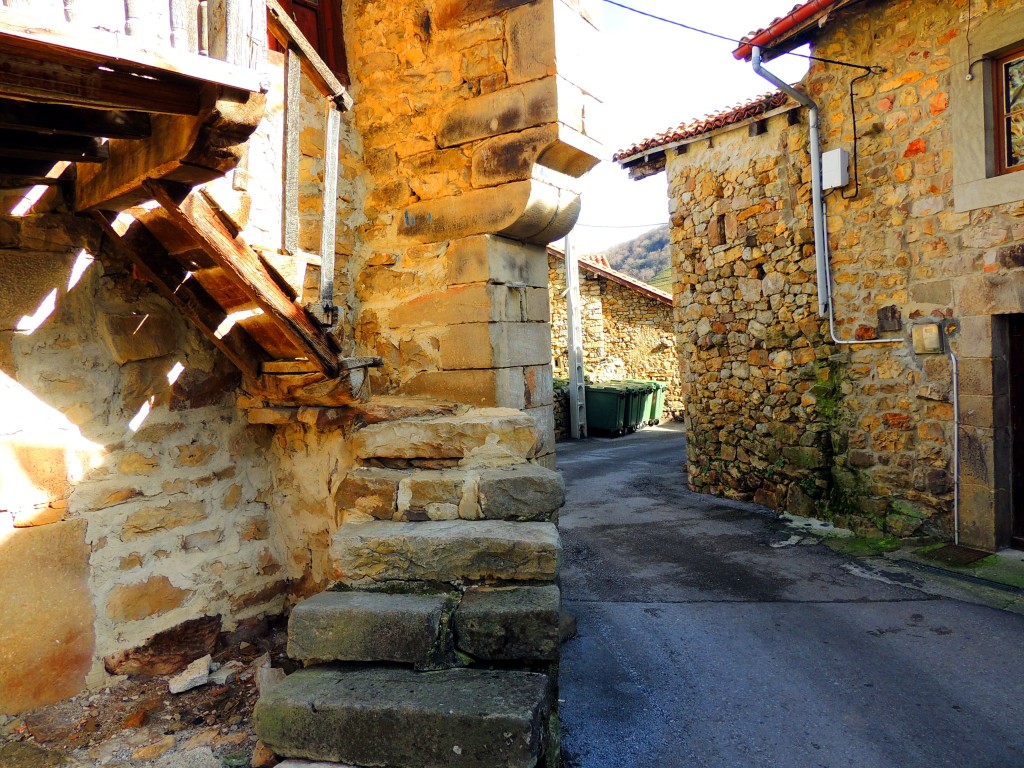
[
  {"x1": 751, "y1": 47, "x2": 963, "y2": 537},
  {"x1": 752, "y1": 46, "x2": 828, "y2": 318}
]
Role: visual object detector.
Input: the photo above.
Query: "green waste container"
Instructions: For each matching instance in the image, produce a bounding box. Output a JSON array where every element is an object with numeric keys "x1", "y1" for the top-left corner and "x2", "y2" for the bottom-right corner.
[
  {"x1": 612, "y1": 380, "x2": 656, "y2": 431},
  {"x1": 649, "y1": 381, "x2": 668, "y2": 425},
  {"x1": 584, "y1": 384, "x2": 629, "y2": 435}
]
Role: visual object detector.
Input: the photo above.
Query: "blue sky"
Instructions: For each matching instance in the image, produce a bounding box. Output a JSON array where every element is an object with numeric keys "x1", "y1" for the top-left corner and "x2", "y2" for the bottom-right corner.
[{"x1": 572, "y1": 0, "x2": 811, "y2": 254}]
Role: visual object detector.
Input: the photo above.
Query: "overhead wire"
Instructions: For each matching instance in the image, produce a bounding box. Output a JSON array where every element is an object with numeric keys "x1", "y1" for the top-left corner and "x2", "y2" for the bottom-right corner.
[{"x1": 599, "y1": 0, "x2": 885, "y2": 75}]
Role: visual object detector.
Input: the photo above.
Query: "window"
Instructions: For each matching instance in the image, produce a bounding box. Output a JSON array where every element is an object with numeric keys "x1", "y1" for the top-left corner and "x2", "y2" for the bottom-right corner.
[
  {"x1": 270, "y1": 0, "x2": 348, "y2": 85},
  {"x1": 951, "y1": 6, "x2": 1024, "y2": 211},
  {"x1": 994, "y1": 47, "x2": 1024, "y2": 176}
]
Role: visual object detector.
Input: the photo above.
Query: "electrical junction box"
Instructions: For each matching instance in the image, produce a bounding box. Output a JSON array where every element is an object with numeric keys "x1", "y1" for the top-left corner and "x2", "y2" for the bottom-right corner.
[
  {"x1": 912, "y1": 323, "x2": 944, "y2": 354},
  {"x1": 822, "y1": 148, "x2": 850, "y2": 190}
]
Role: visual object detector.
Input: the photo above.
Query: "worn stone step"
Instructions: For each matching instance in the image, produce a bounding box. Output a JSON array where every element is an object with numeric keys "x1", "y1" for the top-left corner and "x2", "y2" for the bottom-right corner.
[
  {"x1": 331, "y1": 520, "x2": 560, "y2": 586},
  {"x1": 288, "y1": 585, "x2": 561, "y2": 668},
  {"x1": 287, "y1": 591, "x2": 455, "y2": 668},
  {"x1": 351, "y1": 407, "x2": 541, "y2": 462},
  {"x1": 255, "y1": 665, "x2": 551, "y2": 768},
  {"x1": 336, "y1": 463, "x2": 565, "y2": 523},
  {"x1": 454, "y1": 584, "x2": 560, "y2": 662}
]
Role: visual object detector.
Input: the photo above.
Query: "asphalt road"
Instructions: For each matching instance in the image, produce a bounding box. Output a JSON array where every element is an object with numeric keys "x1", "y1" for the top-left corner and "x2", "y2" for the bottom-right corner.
[{"x1": 557, "y1": 424, "x2": 1024, "y2": 768}]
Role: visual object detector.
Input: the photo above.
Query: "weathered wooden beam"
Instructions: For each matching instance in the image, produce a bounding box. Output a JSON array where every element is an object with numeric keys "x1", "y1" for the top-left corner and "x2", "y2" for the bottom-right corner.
[
  {"x1": 282, "y1": 47, "x2": 301, "y2": 254},
  {"x1": 0, "y1": 13, "x2": 263, "y2": 94},
  {"x1": 147, "y1": 181, "x2": 340, "y2": 377},
  {"x1": 0, "y1": 98, "x2": 151, "y2": 139},
  {"x1": 0, "y1": 129, "x2": 108, "y2": 163},
  {"x1": 266, "y1": 0, "x2": 352, "y2": 108},
  {"x1": 0, "y1": 51, "x2": 201, "y2": 115},
  {"x1": 93, "y1": 211, "x2": 267, "y2": 380},
  {"x1": 75, "y1": 88, "x2": 264, "y2": 212},
  {"x1": 318, "y1": 104, "x2": 340, "y2": 319},
  {"x1": 0, "y1": 175, "x2": 62, "y2": 189}
]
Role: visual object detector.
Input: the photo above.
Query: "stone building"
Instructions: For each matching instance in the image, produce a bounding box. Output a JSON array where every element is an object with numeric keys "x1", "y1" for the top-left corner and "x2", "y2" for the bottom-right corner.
[
  {"x1": 0, "y1": 0, "x2": 602, "y2": 763},
  {"x1": 548, "y1": 248, "x2": 682, "y2": 437},
  {"x1": 617, "y1": 0, "x2": 1024, "y2": 551}
]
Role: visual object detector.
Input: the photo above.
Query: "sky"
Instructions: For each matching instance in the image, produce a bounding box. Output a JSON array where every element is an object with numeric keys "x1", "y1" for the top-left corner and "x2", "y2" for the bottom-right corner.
[{"x1": 570, "y1": 0, "x2": 811, "y2": 254}]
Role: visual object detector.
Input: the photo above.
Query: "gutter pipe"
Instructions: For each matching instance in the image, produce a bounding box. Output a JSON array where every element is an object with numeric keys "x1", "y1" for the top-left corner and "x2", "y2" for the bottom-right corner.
[
  {"x1": 750, "y1": 47, "x2": 962, "y2": 544},
  {"x1": 733, "y1": 0, "x2": 841, "y2": 61},
  {"x1": 752, "y1": 46, "x2": 829, "y2": 318}
]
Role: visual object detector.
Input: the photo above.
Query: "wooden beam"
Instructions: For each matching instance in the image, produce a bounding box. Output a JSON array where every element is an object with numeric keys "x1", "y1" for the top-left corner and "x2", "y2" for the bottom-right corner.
[
  {"x1": 75, "y1": 88, "x2": 264, "y2": 212},
  {"x1": 0, "y1": 13, "x2": 263, "y2": 94},
  {"x1": 0, "y1": 51, "x2": 201, "y2": 116},
  {"x1": 0, "y1": 98, "x2": 151, "y2": 139},
  {"x1": 146, "y1": 181, "x2": 341, "y2": 377},
  {"x1": 0, "y1": 175, "x2": 62, "y2": 189},
  {"x1": 282, "y1": 48, "x2": 301, "y2": 254},
  {"x1": 266, "y1": 0, "x2": 352, "y2": 109},
  {"x1": 318, "y1": 104, "x2": 340, "y2": 317},
  {"x1": 0, "y1": 129, "x2": 108, "y2": 163},
  {"x1": 93, "y1": 212, "x2": 267, "y2": 380}
]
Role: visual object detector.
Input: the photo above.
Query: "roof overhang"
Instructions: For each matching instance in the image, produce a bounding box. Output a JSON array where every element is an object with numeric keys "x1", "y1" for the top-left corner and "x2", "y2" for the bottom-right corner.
[{"x1": 732, "y1": 0, "x2": 864, "y2": 61}]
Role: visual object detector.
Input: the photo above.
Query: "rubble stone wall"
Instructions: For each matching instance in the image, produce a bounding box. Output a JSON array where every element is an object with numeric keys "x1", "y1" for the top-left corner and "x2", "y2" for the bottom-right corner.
[
  {"x1": 548, "y1": 254, "x2": 683, "y2": 416},
  {"x1": 666, "y1": 107, "x2": 836, "y2": 514},
  {"x1": 0, "y1": 214, "x2": 286, "y2": 714},
  {"x1": 665, "y1": 0, "x2": 1024, "y2": 547}
]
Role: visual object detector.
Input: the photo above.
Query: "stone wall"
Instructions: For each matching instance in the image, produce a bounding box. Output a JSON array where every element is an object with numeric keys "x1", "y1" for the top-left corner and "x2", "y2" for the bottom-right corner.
[
  {"x1": 548, "y1": 253, "x2": 683, "y2": 418},
  {"x1": 666, "y1": 107, "x2": 835, "y2": 511},
  {"x1": 664, "y1": 0, "x2": 1024, "y2": 547},
  {"x1": 0, "y1": 214, "x2": 285, "y2": 714},
  {"x1": 344, "y1": 0, "x2": 605, "y2": 465}
]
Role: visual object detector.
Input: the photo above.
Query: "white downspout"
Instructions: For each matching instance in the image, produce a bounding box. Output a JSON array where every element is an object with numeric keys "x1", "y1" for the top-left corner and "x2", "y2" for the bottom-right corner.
[
  {"x1": 752, "y1": 46, "x2": 828, "y2": 318},
  {"x1": 750, "y1": 47, "x2": 962, "y2": 544}
]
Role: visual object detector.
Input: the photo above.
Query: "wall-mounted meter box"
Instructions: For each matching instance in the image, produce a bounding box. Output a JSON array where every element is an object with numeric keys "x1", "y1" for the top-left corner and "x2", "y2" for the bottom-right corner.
[
  {"x1": 822, "y1": 148, "x2": 850, "y2": 190},
  {"x1": 912, "y1": 323, "x2": 944, "y2": 354}
]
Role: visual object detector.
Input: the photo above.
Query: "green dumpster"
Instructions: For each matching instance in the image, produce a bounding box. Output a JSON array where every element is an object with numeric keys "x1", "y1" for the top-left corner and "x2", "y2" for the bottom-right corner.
[
  {"x1": 612, "y1": 380, "x2": 655, "y2": 431},
  {"x1": 649, "y1": 381, "x2": 668, "y2": 425},
  {"x1": 584, "y1": 384, "x2": 629, "y2": 435},
  {"x1": 624, "y1": 380, "x2": 658, "y2": 428}
]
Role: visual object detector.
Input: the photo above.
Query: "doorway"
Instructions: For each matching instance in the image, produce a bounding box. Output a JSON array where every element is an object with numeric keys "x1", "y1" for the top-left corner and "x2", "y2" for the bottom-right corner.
[{"x1": 1007, "y1": 315, "x2": 1024, "y2": 549}]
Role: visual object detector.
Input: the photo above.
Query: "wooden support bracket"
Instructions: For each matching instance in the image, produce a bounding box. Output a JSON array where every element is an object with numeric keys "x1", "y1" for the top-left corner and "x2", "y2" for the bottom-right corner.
[{"x1": 146, "y1": 181, "x2": 341, "y2": 378}]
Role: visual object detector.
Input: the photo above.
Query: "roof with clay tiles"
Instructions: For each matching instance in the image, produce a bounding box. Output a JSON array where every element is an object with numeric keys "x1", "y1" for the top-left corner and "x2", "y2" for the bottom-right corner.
[{"x1": 613, "y1": 91, "x2": 790, "y2": 163}]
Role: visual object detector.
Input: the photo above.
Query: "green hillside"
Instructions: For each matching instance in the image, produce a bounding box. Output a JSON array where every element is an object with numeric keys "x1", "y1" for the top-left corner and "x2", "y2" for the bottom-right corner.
[{"x1": 587, "y1": 223, "x2": 671, "y2": 285}]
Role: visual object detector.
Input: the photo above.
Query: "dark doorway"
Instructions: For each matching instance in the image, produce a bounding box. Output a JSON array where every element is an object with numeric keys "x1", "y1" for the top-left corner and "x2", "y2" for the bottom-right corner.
[{"x1": 1008, "y1": 315, "x2": 1024, "y2": 549}]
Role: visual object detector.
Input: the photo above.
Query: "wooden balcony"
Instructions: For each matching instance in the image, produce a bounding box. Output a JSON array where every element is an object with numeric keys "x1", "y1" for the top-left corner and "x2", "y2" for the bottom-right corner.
[{"x1": 0, "y1": 0, "x2": 266, "y2": 201}]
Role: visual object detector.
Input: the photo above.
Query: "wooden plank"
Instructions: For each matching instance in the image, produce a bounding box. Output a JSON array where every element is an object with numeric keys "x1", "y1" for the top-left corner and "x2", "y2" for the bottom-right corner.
[
  {"x1": 0, "y1": 129, "x2": 108, "y2": 162},
  {"x1": 0, "y1": 12, "x2": 263, "y2": 94},
  {"x1": 147, "y1": 181, "x2": 340, "y2": 377},
  {"x1": 226, "y1": 0, "x2": 266, "y2": 70},
  {"x1": 282, "y1": 47, "x2": 301, "y2": 254},
  {"x1": 266, "y1": 0, "x2": 352, "y2": 108},
  {"x1": 318, "y1": 104, "x2": 340, "y2": 314},
  {"x1": 92, "y1": 211, "x2": 266, "y2": 380},
  {"x1": 0, "y1": 51, "x2": 200, "y2": 115},
  {"x1": 0, "y1": 174, "x2": 62, "y2": 189},
  {"x1": 237, "y1": 312, "x2": 305, "y2": 359},
  {"x1": 0, "y1": 98, "x2": 151, "y2": 139},
  {"x1": 251, "y1": 369, "x2": 366, "y2": 406}
]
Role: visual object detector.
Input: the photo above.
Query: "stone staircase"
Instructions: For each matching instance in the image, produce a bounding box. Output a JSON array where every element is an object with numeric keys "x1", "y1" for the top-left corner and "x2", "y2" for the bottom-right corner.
[{"x1": 254, "y1": 406, "x2": 565, "y2": 768}]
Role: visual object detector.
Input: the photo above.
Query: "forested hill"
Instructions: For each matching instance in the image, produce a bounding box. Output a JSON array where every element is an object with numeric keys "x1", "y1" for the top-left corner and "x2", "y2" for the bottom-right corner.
[{"x1": 586, "y1": 223, "x2": 671, "y2": 285}]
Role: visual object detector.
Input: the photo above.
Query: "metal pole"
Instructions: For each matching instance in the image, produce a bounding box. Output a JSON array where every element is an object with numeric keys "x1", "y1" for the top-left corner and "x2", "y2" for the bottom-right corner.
[{"x1": 565, "y1": 234, "x2": 587, "y2": 439}]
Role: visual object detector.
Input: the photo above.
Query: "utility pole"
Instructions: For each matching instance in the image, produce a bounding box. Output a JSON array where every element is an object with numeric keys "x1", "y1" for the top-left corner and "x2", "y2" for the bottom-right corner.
[{"x1": 565, "y1": 234, "x2": 587, "y2": 439}]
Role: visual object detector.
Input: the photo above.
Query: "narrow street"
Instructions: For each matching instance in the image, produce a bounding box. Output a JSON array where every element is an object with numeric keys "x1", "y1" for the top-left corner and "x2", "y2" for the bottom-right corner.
[{"x1": 557, "y1": 425, "x2": 1024, "y2": 768}]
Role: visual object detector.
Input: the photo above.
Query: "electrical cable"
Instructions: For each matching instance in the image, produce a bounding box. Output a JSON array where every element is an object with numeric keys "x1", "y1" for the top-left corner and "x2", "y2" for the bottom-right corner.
[
  {"x1": 840, "y1": 69, "x2": 872, "y2": 199},
  {"x1": 600, "y1": 0, "x2": 886, "y2": 74},
  {"x1": 575, "y1": 222, "x2": 668, "y2": 229}
]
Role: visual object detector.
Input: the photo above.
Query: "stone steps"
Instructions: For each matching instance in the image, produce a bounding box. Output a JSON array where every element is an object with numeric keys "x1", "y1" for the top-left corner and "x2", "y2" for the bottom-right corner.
[
  {"x1": 330, "y1": 520, "x2": 560, "y2": 586},
  {"x1": 287, "y1": 585, "x2": 560, "y2": 668},
  {"x1": 336, "y1": 463, "x2": 565, "y2": 523},
  {"x1": 351, "y1": 407, "x2": 541, "y2": 463},
  {"x1": 254, "y1": 665, "x2": 552, "y2": 768}
]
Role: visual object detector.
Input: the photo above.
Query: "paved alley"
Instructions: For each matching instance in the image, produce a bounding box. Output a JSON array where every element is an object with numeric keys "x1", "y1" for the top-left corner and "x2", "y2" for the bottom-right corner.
[{"x1": 557, "y1": 424, "x2": 1024, "y2": 768}]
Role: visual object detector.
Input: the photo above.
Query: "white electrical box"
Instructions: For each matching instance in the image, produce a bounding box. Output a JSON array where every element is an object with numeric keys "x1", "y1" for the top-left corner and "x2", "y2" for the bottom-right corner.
[
  {"x1": 822, "y1": 148, "x2": 850, "y2": 190},
  {"x1": 912, "y1": 323, "x2": 944, "y2": 354}
]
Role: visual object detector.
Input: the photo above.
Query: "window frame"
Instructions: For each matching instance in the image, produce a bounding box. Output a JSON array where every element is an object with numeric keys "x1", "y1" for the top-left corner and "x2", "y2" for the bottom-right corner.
[
  {"x1": 993, "y1": 45, "x2": 1024, "y2": 177},
  {"x1": 270, "y1": 0, "x2": 348, "y2": 86},
  {"x1": 951, "y1": 6, "x2": 1024, "y2": 212}
]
